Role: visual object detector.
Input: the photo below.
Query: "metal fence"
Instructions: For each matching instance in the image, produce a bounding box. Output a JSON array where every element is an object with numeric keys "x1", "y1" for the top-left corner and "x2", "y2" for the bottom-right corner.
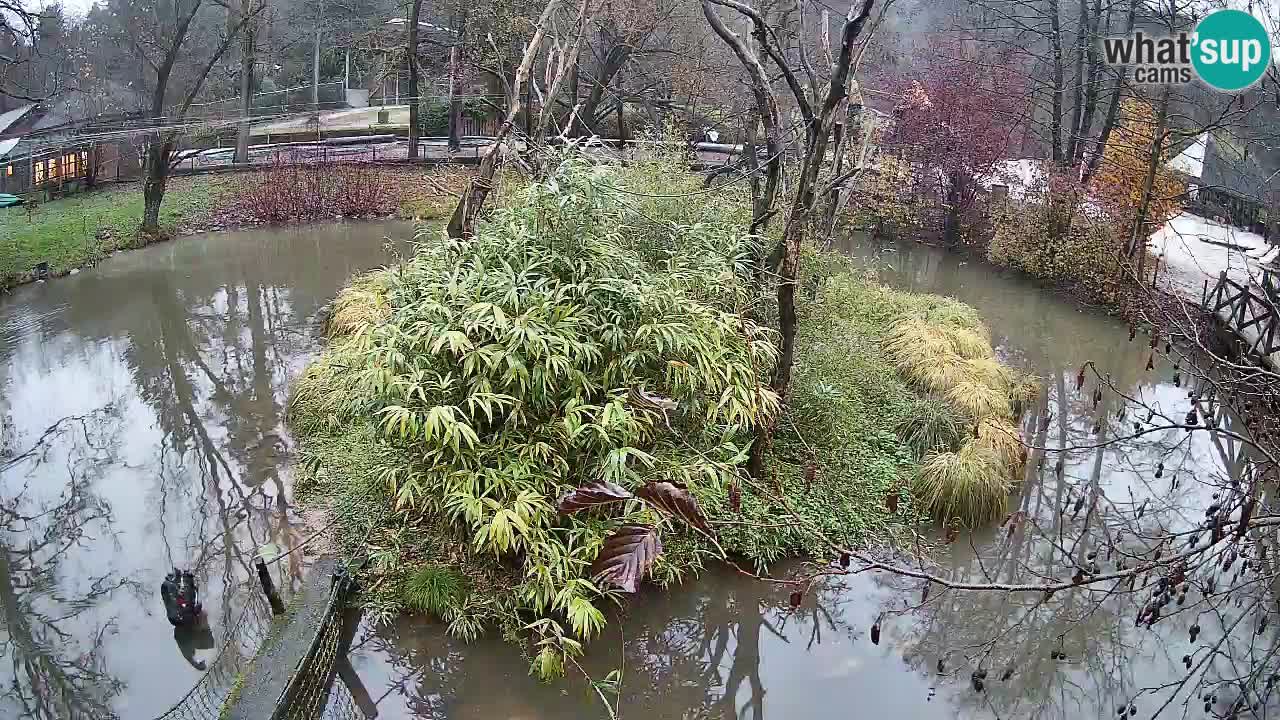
[
  {"x1": 188, "y1": 83, "x2": 349, "y2": 121},
  {"x1": 150, "y1": 597, "x2": 276, "y2": 720},
  {"x1": 273, "y1": 571, "x2": 364, "y2": 720},
  {"x1": 148, "y1": 566, "x2": 366, "y2": 720}
]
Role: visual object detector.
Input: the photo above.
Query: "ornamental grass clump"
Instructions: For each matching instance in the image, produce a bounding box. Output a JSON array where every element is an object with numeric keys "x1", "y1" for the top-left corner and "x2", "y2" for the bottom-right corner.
[
  {"x1": 291, "y1": 159, "x2": 777, "y2": 675},
  {"x1": 881, "y1": 298, "x2": 1034, "y2": 526},
  {"x1": 914, "y1": 442, "x2": 1009, "y2": 526}
]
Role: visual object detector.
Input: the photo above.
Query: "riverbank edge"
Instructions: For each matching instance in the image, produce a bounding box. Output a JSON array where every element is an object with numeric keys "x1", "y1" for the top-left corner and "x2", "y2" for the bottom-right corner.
[{"x1": 0, "y1": 165, "x2": 469, "y2": 294}]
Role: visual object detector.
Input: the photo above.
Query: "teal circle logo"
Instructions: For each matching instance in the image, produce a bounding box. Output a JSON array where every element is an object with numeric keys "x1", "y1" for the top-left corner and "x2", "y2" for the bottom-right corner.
[{"x1": 1192, "y1": 9, "x2": 1271, "y2": 91}]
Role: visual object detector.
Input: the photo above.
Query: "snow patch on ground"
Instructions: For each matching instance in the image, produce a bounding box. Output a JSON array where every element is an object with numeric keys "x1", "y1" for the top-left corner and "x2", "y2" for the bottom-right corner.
[{"x1": 1149, "y1": 212, "x2": 1274, "y2": 301}]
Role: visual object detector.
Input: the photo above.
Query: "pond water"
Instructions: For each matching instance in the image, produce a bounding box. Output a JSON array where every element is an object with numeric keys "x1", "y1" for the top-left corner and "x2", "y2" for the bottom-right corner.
[
  {"x1": 0, "y1": 227, "x2": 1252, "y2": 719},
  {"x1": 0, "y1": 221, "x2": 411, "y2": 719}
]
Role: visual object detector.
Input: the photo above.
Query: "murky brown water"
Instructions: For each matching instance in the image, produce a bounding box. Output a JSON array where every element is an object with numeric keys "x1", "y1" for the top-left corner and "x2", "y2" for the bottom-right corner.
[
  {"x1": 0, "y1": 221, "x2": 410, "y2": 719},
  {"x1": 0, "y1": 228, "x2": 1254, "y2": 719}
]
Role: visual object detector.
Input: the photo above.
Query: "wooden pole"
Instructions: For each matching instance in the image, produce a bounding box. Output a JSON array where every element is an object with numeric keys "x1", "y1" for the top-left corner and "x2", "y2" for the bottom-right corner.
[{"x1": 256, "y1": 558, "x2": 286, "y2": 615}]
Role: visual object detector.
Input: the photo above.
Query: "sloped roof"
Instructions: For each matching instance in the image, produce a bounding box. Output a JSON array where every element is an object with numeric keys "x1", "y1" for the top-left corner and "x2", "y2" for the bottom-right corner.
[
  {"x1": 0, "y1": 138, "x2": 18, "y2": 160},
  {"x1": 0, "y1": 104, "x2": 37, "y2": 137},
  {"x1": 1199, "y1": 131, "x2": 1280, "y2": 202},
  {"x1": 1168, "y1": 132, "x2": 1206, "y2": 179}
]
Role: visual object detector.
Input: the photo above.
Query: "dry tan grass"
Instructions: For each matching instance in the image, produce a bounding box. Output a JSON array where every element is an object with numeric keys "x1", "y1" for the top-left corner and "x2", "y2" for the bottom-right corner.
[
  {"x1": 944, "y1": 379, "x2": 1012, "y2": 421},
  {"x1": 977, "y1": 417, "x2": 1027, "y2": 473},
  {"x1": 913, "y1": 442, "x2": 1010, "y2": 526},
  {"x1": 328, "y1": 272, "x2": 392, "y2": 340},
  {"x1": 945, "y1": 325, "x2": 994, "y2": 360}
]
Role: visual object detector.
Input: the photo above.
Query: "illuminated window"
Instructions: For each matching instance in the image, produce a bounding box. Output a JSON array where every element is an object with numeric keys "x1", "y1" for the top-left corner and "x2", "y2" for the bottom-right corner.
[
  {"x1": 34, "y1": 161, "x2": 44, "y2": 184},
  {"x1": 4, "y1": 165, "x2": 11, "y2": 176}
]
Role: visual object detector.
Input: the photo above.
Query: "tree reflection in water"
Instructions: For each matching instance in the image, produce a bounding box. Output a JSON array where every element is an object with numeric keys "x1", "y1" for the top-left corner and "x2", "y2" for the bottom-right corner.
[
  {"x1": 0, "y1": 407, "x2": 132, "y2": 719},
  {"x1": 0, "y1": 222, "x2": 407, "y2": 717},
  {"x1": 348, "y1": 565, "x2": 870, "y2": 720}
]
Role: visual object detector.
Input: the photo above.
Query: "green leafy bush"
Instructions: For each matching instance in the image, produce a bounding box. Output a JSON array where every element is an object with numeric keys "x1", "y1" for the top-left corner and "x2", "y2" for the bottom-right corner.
[
  {"x1": 291, "y1": 156, "x2": 1028, "y2": 674},
  {"x1": 987, "y1": 202, "x2": 1134, "y2": 306},
  {"x1": 292, "y1": 158, "x2": 776, "y2": 672}
]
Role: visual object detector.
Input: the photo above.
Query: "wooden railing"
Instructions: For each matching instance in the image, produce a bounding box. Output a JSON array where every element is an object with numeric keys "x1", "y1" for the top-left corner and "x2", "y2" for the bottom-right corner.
[{"x1": 1204, "y1": 268, "x2": 1280, "y2": 357}]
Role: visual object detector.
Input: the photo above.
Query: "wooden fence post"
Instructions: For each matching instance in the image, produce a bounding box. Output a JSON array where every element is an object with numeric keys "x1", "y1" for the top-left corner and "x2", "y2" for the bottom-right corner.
[{"x1": 256, "y1": 558, "x2": 287, "y2": 615}]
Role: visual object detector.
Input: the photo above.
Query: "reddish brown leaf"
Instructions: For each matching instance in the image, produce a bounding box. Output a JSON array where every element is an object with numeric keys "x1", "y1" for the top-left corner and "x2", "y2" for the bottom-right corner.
[
  {"x1": 839, "y1": 552, "x2": 850, "y2": 568},
  {"x1": 886, "y1": 490, "x2": 900, "y2": 514},
  {"x1": 1075, "y1": 365, "x2": 1086, "y2": 391},
  {"x1": 557, "y1": 481, "x2": 633, "y2": 514},
  {"x1": 789, "y1": 590, "x2": 803, "y2": 608},
  {"x1": 728, "y1": 481, "x2": 742, "y2": 513},
  {"x1": 636, "y1": 481, "x2": 714, "y2": 536},
  {"x1": 1237, "y1": 497, "x2": 1256, "y2": 539},
  {"x1": 945, "y1": 526, "x2": 959, "y2": 544},
  {"x1": 590, "y1": 524, "x2": 662, "y2": 593},
  {"x1": 804, "y1": 461, "x2": 817, "y2": 489},
  {"x1": 870, "y1": 616, "x2": 882, "y2": 645}
]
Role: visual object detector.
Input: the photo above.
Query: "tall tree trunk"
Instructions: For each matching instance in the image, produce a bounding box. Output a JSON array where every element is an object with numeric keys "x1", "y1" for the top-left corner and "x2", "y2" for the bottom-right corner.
[
  {"x1": 235, "y1": 1, "x2": 256, "y2": 165},
  {"x1": 771, "y1": 0, "x2": 874, "y2": 399},
  {"x1": 575, "y1": 40, "x2": 629, "y2": 135},
  {"x1": 819, "y1": 117, "x2": 846, "y2": 245},
  {"x1": 311, "y1": 0, "x2": 323, "y2": 108},
  {"x1": 407, "y1": 0, "x2": 423, "y2": 159},
  {"x1": 1128, "y1": 85, "x2": 1171, "y2": 283},
  {"x1": 1048, "y1": 0, "x2": 1064, "y2": 165},
  {"x1": 142, "y1": 138, "x2": 174, "y2": 235},
  {"x1": 1064, "y1": 0, "x2": 1087, "y2": 166},
  {"x1": 702, "y1": 0, "x2": 788, "y2": 481},
  {"x1": 1074, "y1": 0, "x2": 1102, "y2": 166},
  {"x1": 1081, "y1": 0, "x2": 1135, "y2": 184},
  {"x1": 942, "y1": 172, "x2": 964, "y2": 246},
  {"x1": 447, "y1": 44, "x2": 460, "y2": 151}
]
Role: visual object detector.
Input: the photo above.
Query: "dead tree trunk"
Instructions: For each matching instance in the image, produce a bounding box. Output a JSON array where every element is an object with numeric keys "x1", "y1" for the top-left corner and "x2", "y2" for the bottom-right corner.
[{"x1": 705, "y1": 0, "x2": 875, "y2": 478}]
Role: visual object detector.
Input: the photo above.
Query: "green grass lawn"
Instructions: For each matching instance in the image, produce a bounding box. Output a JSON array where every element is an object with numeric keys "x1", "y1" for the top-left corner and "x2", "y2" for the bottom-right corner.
[
  {"x1": 0, "y1": 176, "x2": 218, "y2": 288},
  {"x1": 0, "y1": 166, "x2": 469, "y2": 291}
]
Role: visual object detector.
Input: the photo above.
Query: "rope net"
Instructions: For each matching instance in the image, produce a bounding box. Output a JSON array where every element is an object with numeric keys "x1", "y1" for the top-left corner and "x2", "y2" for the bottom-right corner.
[{"x1": 151, "y1": 598, "x2": 275, "y2": 720}]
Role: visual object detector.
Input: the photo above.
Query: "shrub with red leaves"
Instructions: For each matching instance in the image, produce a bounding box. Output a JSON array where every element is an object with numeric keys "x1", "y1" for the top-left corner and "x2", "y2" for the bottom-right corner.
[{"x1": 230, "y1": 162, "x2": 405, "y2": 224}]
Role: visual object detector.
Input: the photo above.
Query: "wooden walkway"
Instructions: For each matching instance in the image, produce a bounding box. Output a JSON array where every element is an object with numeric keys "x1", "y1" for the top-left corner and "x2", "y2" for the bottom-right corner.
[{"x1": 1203, "y1": 267, "x2": 1280, "y2": 367}]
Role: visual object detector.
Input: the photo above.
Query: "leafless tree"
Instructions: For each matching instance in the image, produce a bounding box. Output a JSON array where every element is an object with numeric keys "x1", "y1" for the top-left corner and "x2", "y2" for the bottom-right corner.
[
  {"x1": 446, "y1": 0, "x2": 593, "y2": 239},
  {"x1": 128, "y1": 0, "x2": 265, "y2": 235}
]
